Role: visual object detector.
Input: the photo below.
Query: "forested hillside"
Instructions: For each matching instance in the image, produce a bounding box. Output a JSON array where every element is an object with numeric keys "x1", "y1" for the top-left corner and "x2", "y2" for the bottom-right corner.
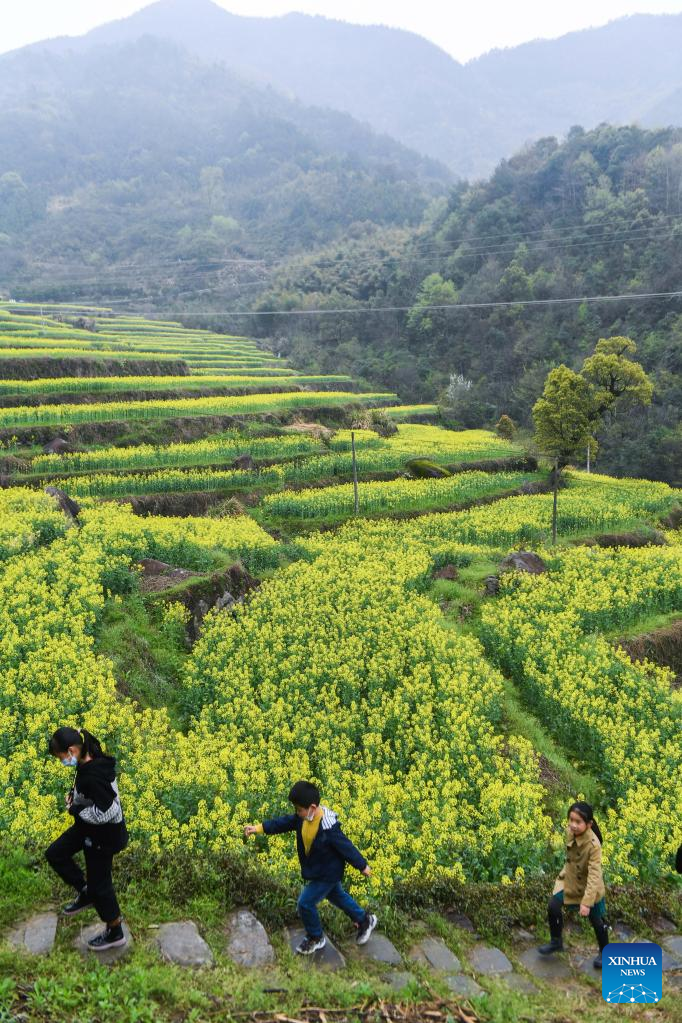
[
  {"x1": 251, "y1": 125, "x2": 682, "y2": 484},
  {"x1": 0, "y1": 36, "x2": 447, "y2": 300}
]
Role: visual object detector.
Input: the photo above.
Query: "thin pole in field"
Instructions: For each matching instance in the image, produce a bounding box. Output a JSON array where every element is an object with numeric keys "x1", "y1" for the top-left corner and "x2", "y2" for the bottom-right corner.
[
  {"x1": 552, "y1": 457, "x2": 559, "y2": 546},
  {"x1": 351, "y1": 429, "x2": 359, "y2": 516}
]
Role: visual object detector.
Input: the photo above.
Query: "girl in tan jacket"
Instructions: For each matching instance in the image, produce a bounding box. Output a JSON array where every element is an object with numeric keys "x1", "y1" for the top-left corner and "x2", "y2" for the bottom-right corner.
[{"x1": 539, "y1": 801, "x2": 609, "y2": 969}]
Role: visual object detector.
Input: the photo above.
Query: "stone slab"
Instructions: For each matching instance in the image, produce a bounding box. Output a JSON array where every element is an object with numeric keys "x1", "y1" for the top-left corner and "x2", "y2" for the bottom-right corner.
[
  {"x1": 409, "y1": 936, "x2": 461, "y2": 972},
  {"x1": 637, "y1": 938, "x2": 682, "y2": 972},
  {"x1": 7, "y1": 912, "x2": 58, "y2": 956},
  {"x1": 156, "y1": 921, "x2": 214, "y2": 967},
  {"x1": 74, "y1": 921, "x2": 133, "y2": 964},
  {"x1": 286, "y1": 928, "x2": 346, "y2": 971},
  {"x1": 511, "y1": 926, "x2": 535, "y2": 942},
  {"x1": 518, "y1": 947, "x2": 572, "y2": 981},
  {"x1": 574, "y1": 954, "x2": 601, "y2": 982},
  {"x1": 383, "y1": 970, "x2": 415, "y2": 992},
  {"x1": 356, "y1": 932, "x2": 401, "y2": 965},
  {"x1": 503, "y1": 973, "x2": 540, "y2": 994},
  {"x1": 666, "y1": 974, "x2": 682, "y2": 991},
  {"x1": 664, "y1": 935, "x2": 682, "y2": 958},
  {"x1": 611, "y1": 922, "x2": 636, "y2": 941},
  {"x1": 445, "y1": 911, "x2": 476, "y2": 933},
  {"x1": 443, "y1": 973, "x2": 485, "y2": 997},
  {"x1": 467, "y1": 943, "x2": 513, "y2": 976},
  {"x1": 225, "y1": 909, "x2": 275, "y2": 968},
  {"x1": 652, "y1": 916, "x2": 677, "y2": 934}
]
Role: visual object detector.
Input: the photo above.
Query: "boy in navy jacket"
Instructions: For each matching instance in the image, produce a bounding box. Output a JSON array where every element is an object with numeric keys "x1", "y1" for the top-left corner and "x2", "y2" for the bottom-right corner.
[{"x1": 244, "y1": 780, "x2": 377, "y2": 955}]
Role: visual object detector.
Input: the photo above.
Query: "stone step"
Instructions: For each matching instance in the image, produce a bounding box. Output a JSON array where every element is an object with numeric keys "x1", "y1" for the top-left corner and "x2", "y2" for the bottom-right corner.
[
  {"x1": 409, "y1": 936, "x2": 461, "y2": 972},
  {"x1": 224, "y1": 909, "x2": 275, "y2": 968},
  {"x1": 356, "y1": 932, "x2": 402, "y2": 965},
  {"x1": 503, "y1": 973, "x2": 540, "y2": 994},
  {"x1": 286, "y1": 927, "x2": 346, "y2": 970},
  {"x1": 636, "y1": 938, "x2": 682, "y2": 972},
  {"x1": 74, "y1": 921, "x2": 133, "y2": 964},
  {"x1": 574, "y1": 953, "x2": 602, "y2": 982},
  {"x1": 155, "y1": 921, "x2": 214, "y2": 968},
  {"x1": 518, "y1": 946, "x2": 572, "y2": 981},
  {"x1": 466, "y1": 943, "x2": 513, "y2": 976},
  {"x1": 7, "y1": 912, "x2": 58, "y2": 956},
  {"x1": 443, "y1": 973, "x2": 484, "y2": 997},
  {"x1": 663, "y1": 934, "x2": 682, "y2": 958},
  {"x1": 383, "y1": 970, "x2": 415, "y2": 992}
]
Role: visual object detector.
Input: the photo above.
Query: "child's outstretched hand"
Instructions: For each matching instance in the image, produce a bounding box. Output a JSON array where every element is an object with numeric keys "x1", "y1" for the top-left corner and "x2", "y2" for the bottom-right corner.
[
  {"x1": 362, "y1": 865, "x2": 372, "y2": 877},
  {"x1": 243, "y1": 825, "x2": 259, "y2": 837}
]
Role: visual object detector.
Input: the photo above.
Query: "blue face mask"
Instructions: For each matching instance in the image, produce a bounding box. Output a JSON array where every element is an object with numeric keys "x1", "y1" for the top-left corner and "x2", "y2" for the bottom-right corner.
[{"x1": 61, "y1": 755, "x2": 78, "y2": 768}]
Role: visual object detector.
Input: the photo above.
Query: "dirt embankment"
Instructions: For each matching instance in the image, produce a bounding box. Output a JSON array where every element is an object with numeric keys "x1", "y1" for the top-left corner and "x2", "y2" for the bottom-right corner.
[
  {"x1": 0, "y1": 403, "x2": 366, "y2": 449},
  {"x1": 616, "y1": 619, "x2": 682, "y2": 688},
  {"x1": 0, "y1": 357, "x2": 189, "y2": 380}
]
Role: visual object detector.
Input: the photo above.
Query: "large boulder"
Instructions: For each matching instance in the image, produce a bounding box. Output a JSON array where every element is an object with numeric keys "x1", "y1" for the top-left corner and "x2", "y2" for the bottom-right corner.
[
  {"x1": 499, "y1": 551, "x2": 547, "y2": 575},
  {"x1": 44, "y1": 486, "x2": 81, "y2": 521},
  {"x1": 43, "y1": 438, "x2": 73, "y2": 455},
  {"x1": 231, "y1": 453, "x2": 255, "y2": 471}
]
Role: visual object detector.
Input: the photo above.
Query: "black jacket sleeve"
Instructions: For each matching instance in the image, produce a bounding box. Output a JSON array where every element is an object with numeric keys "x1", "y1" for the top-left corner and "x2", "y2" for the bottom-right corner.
[
  {"x1": 262, "y1": 813, "x2": 298, "y2": 835},
  {"x1": 326, "y1": 824, "x2": 368, "y2": 871}
]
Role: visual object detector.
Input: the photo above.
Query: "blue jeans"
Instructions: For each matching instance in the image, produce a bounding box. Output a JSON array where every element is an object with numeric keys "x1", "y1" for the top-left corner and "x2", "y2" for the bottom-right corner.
[{"x1": 297, "y1": 880, "x2": 366, "y2": 938}]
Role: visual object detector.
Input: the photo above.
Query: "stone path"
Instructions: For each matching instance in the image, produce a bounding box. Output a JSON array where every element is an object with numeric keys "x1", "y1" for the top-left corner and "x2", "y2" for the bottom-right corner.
[
  {"x1": 466, "y1": 943, "x2": 513, "y2": 977},
  {"x1": 5, "y1": 904, "x2": 681, "y2": 1006},
  {"x1": 7, "y1": 912, "x2": 58, "y2": 956},
  {"x1": 155, "y1": 921, "x2": 214, "y2": 967},
  {"x1": 637, "y1": 938, "x2": 682, "y2": 972},
  {"x1": 225, "y1": 909, "x2": 275, "y2": 967},
  {"x1": 286, "y1": 927, "x2": 346, "y2": 970},
  {"x1": 518, "y1": 946, "x2": 572, "y2": 981},
  {"x1": 74, "y1": 921, "x2": 134, "y2": 964},
  {"x1": 410, "y1": 937, "x2": 461, "y2": 972},
  {"x1": 357, "y1": 932, "x2": 402, "y2": 965}
]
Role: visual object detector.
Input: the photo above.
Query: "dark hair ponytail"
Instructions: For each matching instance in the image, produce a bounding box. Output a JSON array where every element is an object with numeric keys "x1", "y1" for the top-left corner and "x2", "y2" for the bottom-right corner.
[
  {"x1": 49, "y1": 726, "x2": 105, "y2": 759},
  {"x1": 569, "y1": 801, "x2": 603, "y2": 844}
]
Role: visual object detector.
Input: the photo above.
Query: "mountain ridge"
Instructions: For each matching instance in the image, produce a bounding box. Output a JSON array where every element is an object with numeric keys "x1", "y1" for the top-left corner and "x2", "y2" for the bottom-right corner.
[{"x1": 9, "y1": 2, "x2": 682, "y2": 178}]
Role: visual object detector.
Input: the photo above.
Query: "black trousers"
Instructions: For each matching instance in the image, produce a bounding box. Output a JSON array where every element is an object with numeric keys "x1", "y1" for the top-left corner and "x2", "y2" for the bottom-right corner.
[
  {"x1": 548, "y1": 893, "x2": 609, "y2": 950},
  {"x1": 45, "y1": 825, "x2": 121, "y2": 923}
]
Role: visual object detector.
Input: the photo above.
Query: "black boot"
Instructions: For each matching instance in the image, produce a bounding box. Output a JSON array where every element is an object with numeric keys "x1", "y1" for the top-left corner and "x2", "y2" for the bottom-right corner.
[
  {"x1": 592, "y1": 918, "x2": 609, "y2": 969},
  {"x1": 538, "y1": 904, "x2": 564, "y2": 955}
]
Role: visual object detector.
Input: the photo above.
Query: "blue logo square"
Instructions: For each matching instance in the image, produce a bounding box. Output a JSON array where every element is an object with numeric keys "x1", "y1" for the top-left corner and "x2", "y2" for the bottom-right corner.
[{"x1": 602, "y1": 942, "x2": 663, "y2": 1004}]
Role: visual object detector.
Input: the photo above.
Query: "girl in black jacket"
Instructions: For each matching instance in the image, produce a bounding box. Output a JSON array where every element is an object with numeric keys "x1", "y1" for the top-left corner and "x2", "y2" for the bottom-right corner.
[{"x1": 46, "y1": 727, "x2": 128, "y2": 951}]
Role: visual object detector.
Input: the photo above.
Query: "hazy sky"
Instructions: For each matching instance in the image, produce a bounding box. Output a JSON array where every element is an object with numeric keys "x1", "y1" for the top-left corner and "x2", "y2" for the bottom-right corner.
[{"x1": 4, "y1": 0, "x2": 682, "y2": 61}]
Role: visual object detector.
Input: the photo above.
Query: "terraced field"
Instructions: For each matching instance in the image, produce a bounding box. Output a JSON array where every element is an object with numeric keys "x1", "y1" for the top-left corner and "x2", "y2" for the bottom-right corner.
[{"x1": 0, "y1": 302, "x2": 680, "y2": 1021}]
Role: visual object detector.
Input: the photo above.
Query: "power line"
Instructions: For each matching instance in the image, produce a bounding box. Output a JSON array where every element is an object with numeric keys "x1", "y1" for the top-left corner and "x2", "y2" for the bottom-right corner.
[{"x1": 130, "y1": 288, "x2": 682, "y2": 317}]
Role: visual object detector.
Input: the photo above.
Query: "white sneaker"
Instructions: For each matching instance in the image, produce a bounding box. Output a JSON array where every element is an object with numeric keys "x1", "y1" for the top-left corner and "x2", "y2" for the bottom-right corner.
[
  {"x1": 296, "y1": 934, "x2": 326, "y2": 955},
  {"x1": 356, "y1": 913, "x2": 378, "y2": 945}
]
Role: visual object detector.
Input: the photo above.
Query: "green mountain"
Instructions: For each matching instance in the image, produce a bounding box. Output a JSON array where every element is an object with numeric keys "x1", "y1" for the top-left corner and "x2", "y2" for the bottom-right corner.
[
  {"x1": 22, "y1": 0, "x2": 682, "y2": 178},
  {"x1": 0, "y1": 35, "x2": 448, "y2": 302}
]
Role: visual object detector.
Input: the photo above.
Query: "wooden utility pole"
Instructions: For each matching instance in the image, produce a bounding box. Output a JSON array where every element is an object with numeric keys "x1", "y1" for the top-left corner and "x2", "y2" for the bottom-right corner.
[
  {"x1": 351, "y1": 430, "x2": 359, "y2": 515},
  {"x1": 552, "y1": 457, "x2": 559, "y2": 545}
]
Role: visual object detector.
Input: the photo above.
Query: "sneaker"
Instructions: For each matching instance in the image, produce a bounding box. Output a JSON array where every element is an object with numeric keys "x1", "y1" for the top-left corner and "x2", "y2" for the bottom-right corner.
[
  {"x1": 356, "y1": 913, "x2": 378, "y2": 946},
  {"x1": 538, "y1": 939, "x2": 564, "y2": 956},
  {"x1": 62, "y1": 888, "x2": 94, "y2": 916},
  {"x1": 295, "y1": 934, "x2": 326, "y2": 955},
  {"x1": 88, "y1": 925, "x2": 127, "y2": 951}
]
